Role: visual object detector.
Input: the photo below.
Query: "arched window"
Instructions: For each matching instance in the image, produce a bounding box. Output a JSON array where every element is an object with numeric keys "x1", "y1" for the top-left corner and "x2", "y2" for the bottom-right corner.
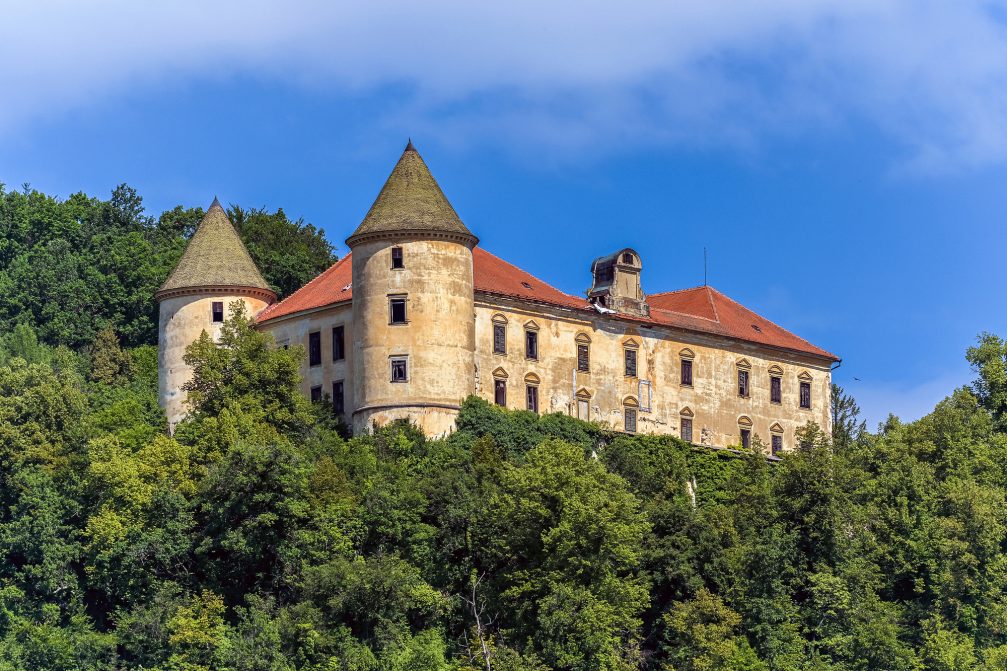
[
  {"x1": 524, "y1": 373, "x2": 540, "y2": 413},
  {"x1": 622, "y1": 252, "x2": 635, "y2": 264},
  {"x1": 624, "y1": 396, "x2": 639, "y2": 433},
  {"x1": 576, "y1": 333, "x2": 591, "y2": 373},
  {"x1": 679, "y1": 348, "x2": 695, "y2": 386},
  {"x1": 492, "y1": 367, "x2": 508, "y2": 406}
]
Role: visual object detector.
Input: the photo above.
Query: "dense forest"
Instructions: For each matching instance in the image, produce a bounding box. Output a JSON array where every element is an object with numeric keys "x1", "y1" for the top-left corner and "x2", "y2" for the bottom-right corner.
[{"x1": 1, "y1": 185, "x2": 1007, "y2": 671}]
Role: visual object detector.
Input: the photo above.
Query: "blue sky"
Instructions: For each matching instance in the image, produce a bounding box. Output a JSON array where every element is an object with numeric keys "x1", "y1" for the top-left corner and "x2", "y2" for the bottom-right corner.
[{"x1": 2, "y1": 1, "x2": 1006, "y2": 427}]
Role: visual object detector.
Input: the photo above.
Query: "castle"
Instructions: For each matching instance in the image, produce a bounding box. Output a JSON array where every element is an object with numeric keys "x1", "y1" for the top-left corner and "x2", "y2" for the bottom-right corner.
[{"x1": 156, "y1": 142, "x2": 838, "y2": 452}]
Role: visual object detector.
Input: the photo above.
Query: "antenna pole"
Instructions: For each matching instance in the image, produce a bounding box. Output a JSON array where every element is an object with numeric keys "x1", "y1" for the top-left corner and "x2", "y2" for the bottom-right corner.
[{"x1": 704, "y1": 247, "x2": 708, "y2": 286}]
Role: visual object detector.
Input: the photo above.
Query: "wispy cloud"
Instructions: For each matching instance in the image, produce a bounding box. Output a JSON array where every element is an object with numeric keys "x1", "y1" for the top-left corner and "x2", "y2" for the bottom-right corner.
[{"x1": 3, "y1": 1, "x2": 1007, "y2": 170}]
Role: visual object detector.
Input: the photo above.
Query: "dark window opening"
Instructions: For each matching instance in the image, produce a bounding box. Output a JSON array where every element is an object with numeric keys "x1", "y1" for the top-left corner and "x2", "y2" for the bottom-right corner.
[
  {"x1": 390, "y1": 297, "x2": 407, "y2": 324},
  {"x1": 681, "y1": 418, "x2": 693, "y2": 442},
  {"x1": 526, "y1": 385, "x2": 538, "y2": 412},
  {"x1": 525, "y1": 330, "x2": 538, "y2": 360},
  {"x1": 625, "y1": 408, "x2": 638, "y2": 433},
  {"x1": 391, "y1": 246, "x2": 404, "y2": 269},
  {"x1": 391, "y1": 357, "x2": 408, "y2": 382},
  {"x1": 738, "y1": 370, "x2": 750, "y2": 397},
  {"x1": 308, "y1": 331, "x2": 321, "y2": 367},
  {"x1": 310, "y1": 385, "x2": 322, "y2": 403},
  {"x1": 577, "y1": 344, "x2": 590, "y2": 372},
  {"x1": 211, "y1": 301, "x2": 224, "y2": 323},
  {"x1": 741, "y1": 428, "x2": 751, "y2": 450},
  {"x1": 621, "y1": 252, "x2": 635, "y2": 264},
  {"x1": 681, "y1": 359, "x2": 693, "y2": 386},
  {"x1": 771, "y1": 434, "x2": 783, "y2": 456},
  {"x1": 332, "y1": 325, "x2": 345, "y2": 361},
  {"x1": 624, "y1": 349, "x2": 638, "y2": 377},
  {"x1": 332, "y1": 381, "x2": 345, "y2": 414},
  {"x1": 770, "y1": 376, "x2": 782, "y2": 404},
  {"x1": 800, "y1": 381, "x2": 812, "y2": 409},
  {"x1": 494, "y1": 379, "x2": 507, "y2": 406},
  {"x1": 493, "y1": 324, "x2": 506, "y2": 354}
]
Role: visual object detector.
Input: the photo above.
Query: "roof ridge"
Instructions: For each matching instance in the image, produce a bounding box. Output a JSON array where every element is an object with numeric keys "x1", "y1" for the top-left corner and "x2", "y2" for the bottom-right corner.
[
  {"x1": 647, "y1": 285, "x2": 709, "y2": 298},
  {"x1": 704, "y1": 286, "x2": 721, "y2": 323}
]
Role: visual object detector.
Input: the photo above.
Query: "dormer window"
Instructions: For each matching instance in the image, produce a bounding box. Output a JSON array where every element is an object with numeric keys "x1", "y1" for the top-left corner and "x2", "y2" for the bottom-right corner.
[
  {"x1": 211, "y1": 301, "x2": 224, "y2": 323},
  {"x1": 391, "y1": 246, "x2": 404, "y2": 269},
  {"x1": 621, "y1": 252, "x2": 635, "y2": 264}
]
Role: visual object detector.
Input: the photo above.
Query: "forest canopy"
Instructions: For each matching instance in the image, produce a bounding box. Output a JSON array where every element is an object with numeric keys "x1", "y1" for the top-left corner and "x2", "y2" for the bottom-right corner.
[{"x1": 0, "y1": 185, "x2": 1006, "y2": 670}]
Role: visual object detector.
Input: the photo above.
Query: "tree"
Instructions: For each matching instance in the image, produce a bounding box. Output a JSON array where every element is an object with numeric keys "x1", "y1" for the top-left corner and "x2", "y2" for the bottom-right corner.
[
  {"x1": 831, "y1": 383, "x2": 866, "y2": 449},
  {"x1": 967, "y1": 332, "x2": 1007, "y2": 431}
]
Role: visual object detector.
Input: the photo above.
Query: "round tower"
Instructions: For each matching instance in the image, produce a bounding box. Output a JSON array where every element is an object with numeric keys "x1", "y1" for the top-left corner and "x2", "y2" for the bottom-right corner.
[
  {"x1": 347, "y1": 141, "x2": 478, "y2": 436},
  {"x1": 155, "y1": 198, "x2": 277, "y2": 431}
]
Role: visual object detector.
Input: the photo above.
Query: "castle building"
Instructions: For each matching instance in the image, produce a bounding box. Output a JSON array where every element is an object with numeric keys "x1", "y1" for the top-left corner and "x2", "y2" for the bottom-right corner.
[{"x1": 157, "y1": 142, "x2": 839, "y2": 452}]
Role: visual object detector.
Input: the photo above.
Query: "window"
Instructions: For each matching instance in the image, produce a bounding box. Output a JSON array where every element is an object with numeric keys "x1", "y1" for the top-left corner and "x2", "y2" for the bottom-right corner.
[
  {"x1": 308, "y1": 331, "x2": 321, "y2": 367},
  {"x1": 738, "y1": 370, "x2": 750, "y2": 398},
  {"x1": 390, "y1": 356, "x2": 408, "y2": 382},
  {"x1": 740, "y1": 428, "x2": 751, "y2": 450},
  {"x1": 771, "y1": 434, "x2": 783, "y2": 456},
  {"x1": 622, "y1": 252, "x2": 635, "y2": 264},
  {"x1": 211, "y1": 301, "x2": 224, "y2": 323},
  {"x1": 625, "y1": 408, "x2": 638, "y2": 433},
  {"x1": 800, "y1": 381, "x2": 812, "y2": 409},
  {"x1": 681, "y1": 359, "x2": 693, "y2": 386},
  {"x1": 526, "y1": 385, "x2": 539, "y2": 412},
  {"x1": 332, "y1": 325, "x2": 345, "y2": 361},
  {"x1": 389, "y1": 296, "x2": 407, "y2": 324},
  {"x1": 493, "y1": 323, "x2": 506, "y2": 354},
  {"x1": 310, "y1": 385, "x2": 322, "y2": 403},
  {"x1": 391, "y1": 246, "x2": 404, "y2": 269},
  {"x1": 494, "y1": 379, "x2": 507, "y2": 406},
  {"x1": 770, "y1": 375, "x2": 782, "y2": 404},
  {"x1": 577, "y1": 344, "x2": 590, "y2": 372},
  {"x1": 681, "y1": 417, "x2": 693, "y2": 442},
  {"x1": 639, "y1": 380, "x2": 652, "y2": 412},
  {"x1": 577, "y1": 398, "x2": 590, "y2": 420},
  {"x1": 525, "y1": 330, "x2": 538, "y2": 360},
  {"x1": 624, "y1": 348, "x2": 638, "y2": 377},
  {"x1": 332, "y1": 381, "x2": 344, "y2": 414}
]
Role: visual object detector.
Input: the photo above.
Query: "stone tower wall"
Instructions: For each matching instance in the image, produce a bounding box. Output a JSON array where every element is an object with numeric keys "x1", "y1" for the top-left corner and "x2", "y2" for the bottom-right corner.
[
  {"x1": 158, "y1": 291, "x2": 272, "y2": 430},
  {"x1": 350, "y1": 236, "x2": 476, "y2": 436}
]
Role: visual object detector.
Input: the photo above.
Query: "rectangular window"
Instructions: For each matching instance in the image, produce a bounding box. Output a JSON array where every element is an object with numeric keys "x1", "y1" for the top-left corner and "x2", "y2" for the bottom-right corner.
[
  {"x1": 624, "y1": 408, "x2": 638, "y2": 433},
  {"x1": 738, "y1": 370, "x2": 749, "y2": 397},
  {"x1": 771, "y1": 434, "x2": 783, "y2": 456},
  {"x1": 391, "y1": 246, "x2": 404, "y2": 269},
  {"x1": 389, "y1": 297, "x2": 407, "y2": 324},
  {"x1": 494, "y1": 379, "x2": 507, "y2": 406},
  {"x1": 308, "y1": 331, "x2": 321, "y2": 367},
  {"x1": 639, "y1": 380, "x2": 652, "y2": 412},
  {"x1": 681, "y1": 417, "x2": 693, "y2": 443},
  {"x1": 681, "y1": 359, "x2": 693, "y2": 386},
  {"x1": 577, "y1": 398, "x2": 589, "y2": 420},
  {"x1": 624, "y1": 349, "x2": 637, "y2": 377},
  {"x1": 526, "y1": 385, "x2": 538, "y2": 412},
  {"x1": 310, "y1": 385, "x2": 322, "y2": 403},
  {"x1": 800, "y1": 381, "x2": 812, "y2": 409},
  {"x1": 332, "y1": 325, "x2": 345, "y2": 361},
  {"x1": 390, "y1": 357, "x2": 408, "y2": 382},
  {"x1": 332, "y1": 380, "x2": 344, "y2": 414},
  {"x1": 577, "y1": 344, "x2": 590, "y2": 372},
  {"x1": 211, "y1": 301, "x2": 224, "y2": 323},
  {"x1": 525, "y1": 330, "x2": 538, "y2": 360},
  {"x1": 770, "y1": 376, "x2": 782, "y2": 404},
  {"x1": 493, "y1": 324, "x2": 506, "y2": 354},
  {"x1": 741, "y1": 428, "x2": 751, "y2": 450}
]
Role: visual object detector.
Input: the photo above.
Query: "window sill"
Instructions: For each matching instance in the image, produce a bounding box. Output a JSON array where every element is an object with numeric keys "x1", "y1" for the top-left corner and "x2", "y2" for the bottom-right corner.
[
  {"x1": 390, "y1": 380, "x2": 409, "y2": 384},
  {"x1": 389, "y1": 322, "x2": 410, "y2": 326},
  {"x1": 525, "y1": 357, "x2": 538, "y2": 362},
  {"x1": 493, "y1": 351, "x2": 507, "y2": 357}
]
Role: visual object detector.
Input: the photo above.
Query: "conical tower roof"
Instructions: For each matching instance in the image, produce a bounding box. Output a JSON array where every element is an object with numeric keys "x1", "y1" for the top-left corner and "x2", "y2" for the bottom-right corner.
[
  {"x1": 156, "y1": 198, "x2": 275, "y2": 300},
  {"x1": 346, "y1": 141, "x2": 478, "y2": 247}
]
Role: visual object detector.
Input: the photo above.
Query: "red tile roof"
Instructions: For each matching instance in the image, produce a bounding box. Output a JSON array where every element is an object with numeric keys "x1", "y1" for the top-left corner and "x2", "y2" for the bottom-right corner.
[{"x1": 256, "y1": 248, "x2": 837, "y2": 361}]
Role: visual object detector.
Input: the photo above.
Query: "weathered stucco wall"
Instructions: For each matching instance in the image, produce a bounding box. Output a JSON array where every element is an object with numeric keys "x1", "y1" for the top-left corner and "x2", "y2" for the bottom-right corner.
[
  {"x1": 256, "y1": 302, "x2": 354, "y2": 419},
  {"x1": 472, "y1": 295, "x2": 832, "y2": 452},
  {"x1": 158, "y1": 292, "x2": 271, "y2": 430},
  {"x1": 348, "y1": 236, "x2": 476, "y2": 436}
]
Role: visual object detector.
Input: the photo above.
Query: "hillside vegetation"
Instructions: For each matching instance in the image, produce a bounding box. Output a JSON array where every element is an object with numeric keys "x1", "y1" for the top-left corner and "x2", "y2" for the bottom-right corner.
[{"x1": 0, "y1": 186, "x2": 1006, "y2": 670}]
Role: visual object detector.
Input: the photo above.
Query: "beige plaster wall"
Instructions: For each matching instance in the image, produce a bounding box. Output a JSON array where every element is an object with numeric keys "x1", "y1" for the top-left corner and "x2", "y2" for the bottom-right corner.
[
  {"x1": 256, "y1": 302, "x2": 354, "y2": 420},
  {"x1": 349, "y1": 237, "x2": 476, "y2": 436},
  {"x1": 158, "y1": 293, "x2": 271, "y2": 430},
  {"x1": 473, "y1": 295, "x2": 832, "y2": 453}
]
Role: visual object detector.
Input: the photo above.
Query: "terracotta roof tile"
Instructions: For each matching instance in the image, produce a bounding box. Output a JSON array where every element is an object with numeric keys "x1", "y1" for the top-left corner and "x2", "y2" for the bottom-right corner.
[{"x1": 256, "y1": 248, "x2": 837, "y2": 361}]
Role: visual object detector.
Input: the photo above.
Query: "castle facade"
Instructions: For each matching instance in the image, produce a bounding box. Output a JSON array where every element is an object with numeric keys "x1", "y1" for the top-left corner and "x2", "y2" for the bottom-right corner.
[{"x1": 157, "y1": 143, "x2": 838, "y2": 452}]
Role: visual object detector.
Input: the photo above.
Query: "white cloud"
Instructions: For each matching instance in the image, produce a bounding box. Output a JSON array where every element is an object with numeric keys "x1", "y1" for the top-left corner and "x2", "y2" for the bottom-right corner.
[{"x1": 3, "y1": 0, "x2": 1007, "y2": 170}]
